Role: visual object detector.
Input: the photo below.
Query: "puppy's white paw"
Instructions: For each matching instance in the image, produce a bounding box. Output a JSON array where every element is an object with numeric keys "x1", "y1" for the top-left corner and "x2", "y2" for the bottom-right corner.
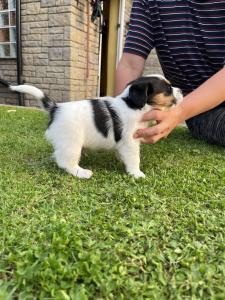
[
  {"x1": 76, "y1": 168, "x2": 93, "y2": 179},
  {"x1": 129, "y1": 170, "x2": 146, "y2": 179}
]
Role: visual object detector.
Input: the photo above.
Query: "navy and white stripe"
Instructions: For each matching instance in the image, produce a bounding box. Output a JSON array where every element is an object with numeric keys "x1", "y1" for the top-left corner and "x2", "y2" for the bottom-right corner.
[{"x1": 124, "y1": 0, "x2": 225, "y2": 95}]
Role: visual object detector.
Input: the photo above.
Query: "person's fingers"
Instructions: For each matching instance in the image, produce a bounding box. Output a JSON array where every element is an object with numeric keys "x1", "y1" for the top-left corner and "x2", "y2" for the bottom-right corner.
[
  {"x1": 134, "y1": 122, "x2": 167, "y2": 138},
  {"x1": 142, "y1": 109, "x2": 165, "y2": 122},
  {"x1": 134, "y1": 107, "x2": 182, "y2": 143},
  {"x1": 141, "y1": 132, "x2": 166, "y2": 144}
]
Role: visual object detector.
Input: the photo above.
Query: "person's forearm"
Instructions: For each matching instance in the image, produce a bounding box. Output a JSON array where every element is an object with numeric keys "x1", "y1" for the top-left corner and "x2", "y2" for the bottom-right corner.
[
  {"x1": 115, "y1": 53, "x2": 145, "y2": 96},
  {"x1": 179, "y1": 67, "x2": 225, "y2": 122}
]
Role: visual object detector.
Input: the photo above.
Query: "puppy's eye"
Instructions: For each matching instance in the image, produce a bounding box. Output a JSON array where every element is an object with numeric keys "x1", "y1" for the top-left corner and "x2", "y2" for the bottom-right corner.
[
  {"x1": 166, "y1": 85, "x2": 172, "y2": 94},
  {"x1": 147, "y1": 85, "x2": 154, "y2": 96}
]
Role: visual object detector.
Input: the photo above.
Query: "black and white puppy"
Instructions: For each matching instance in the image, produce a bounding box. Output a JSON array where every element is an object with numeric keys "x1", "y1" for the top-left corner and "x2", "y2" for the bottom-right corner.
[{"x1": 0, "y1": 75, "x2": 183, "y2": 179}]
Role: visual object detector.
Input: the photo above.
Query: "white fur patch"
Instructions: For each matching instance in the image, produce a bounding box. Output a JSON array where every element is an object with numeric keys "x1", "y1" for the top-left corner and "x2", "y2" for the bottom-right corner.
[{"x1": 10, "y1": 85, "x2": 44, "y2": 100}]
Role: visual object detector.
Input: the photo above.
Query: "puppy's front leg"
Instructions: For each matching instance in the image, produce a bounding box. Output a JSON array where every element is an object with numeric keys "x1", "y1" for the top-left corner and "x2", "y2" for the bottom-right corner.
[{"x1": 117, "y1": 140, "x2": 145, "y2": 178}]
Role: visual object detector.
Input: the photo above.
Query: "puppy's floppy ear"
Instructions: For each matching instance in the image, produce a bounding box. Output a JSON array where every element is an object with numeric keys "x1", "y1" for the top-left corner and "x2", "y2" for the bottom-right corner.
[{"x1": 128, "y1": 81, "x2": 154, "y2": 109}]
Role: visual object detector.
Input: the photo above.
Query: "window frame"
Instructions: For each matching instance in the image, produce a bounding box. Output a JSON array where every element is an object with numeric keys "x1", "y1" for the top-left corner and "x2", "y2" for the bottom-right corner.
[{"x1": 0, "y1": 0, "x2": 17, "y2": 59}]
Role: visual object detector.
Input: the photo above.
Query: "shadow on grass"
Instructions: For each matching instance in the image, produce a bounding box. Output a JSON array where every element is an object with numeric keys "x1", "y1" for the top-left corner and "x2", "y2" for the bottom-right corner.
[{"x1": 20, "y1": 125, "x2": 224, "y2": 179}]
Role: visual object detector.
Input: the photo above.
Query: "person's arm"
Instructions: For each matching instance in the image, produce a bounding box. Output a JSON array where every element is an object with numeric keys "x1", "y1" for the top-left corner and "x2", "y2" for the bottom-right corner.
[
  {"x1": 135, "y1": 67, "x2": 225, "y2": 143},
  {"x1": 115, "y1": 53, "x2": 145, "y2": 96}
]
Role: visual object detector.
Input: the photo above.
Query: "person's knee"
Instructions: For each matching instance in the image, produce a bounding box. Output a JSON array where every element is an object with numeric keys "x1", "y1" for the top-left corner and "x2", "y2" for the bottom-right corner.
[
  {"x1": 186, "y1": 113, "x2": 225, "y2": 147},
  {"x1": 186, "y1": 116, "x2": 203, "y2": 139}
]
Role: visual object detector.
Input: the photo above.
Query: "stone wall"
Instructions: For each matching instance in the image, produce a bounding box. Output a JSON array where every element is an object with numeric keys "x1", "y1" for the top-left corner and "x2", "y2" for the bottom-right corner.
[
  {"x1": 70, "y1": 1, "x2": 100, "y2": 100},
  {"x1": 0, "y1": 0, "x2": 101, "y2": 106},
  {"x1": 124, "y1": 0, "x2": 132, "y2": 43},
  {"x1": 0, "y1": 0, "x2": 72, "y2": 106},
  {"x1": 21, "y1": 0, "x2": 71, "y2": 106},
  {"x1": 0, "y1": 60, "x2": 17, "y2": 105}
]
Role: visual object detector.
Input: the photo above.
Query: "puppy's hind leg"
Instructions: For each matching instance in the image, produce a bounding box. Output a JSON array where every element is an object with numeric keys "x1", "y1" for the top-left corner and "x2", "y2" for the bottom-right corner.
[
  {"x1": 54, "y1": 144, "x2": 93, "y2": 179},
  {"x1": 117, "y1": 141, "x2": 145, "y2": 178}
]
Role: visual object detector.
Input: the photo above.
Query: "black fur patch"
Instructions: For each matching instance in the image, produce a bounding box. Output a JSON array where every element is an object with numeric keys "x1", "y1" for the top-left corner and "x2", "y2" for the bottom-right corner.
[
  {"x1": 122, "y1": 96, "x2": 141, "y2": 110},
  {"x1": 0, "y1": 78, "x2": 10, "y2": 88},
  {"x1": 91, "y1": 100, "x2": 110, "y2": 138},
  {"x1": 42, "y1": 94, "x2": 57, "y2": 111},
  {"x1": 41, "y1": 94, "x2": 58, "y2": 128},
  {"x1": 48, "y1": 105, "x2": 58, "y2": 127},
  {"x1": 105, "y1": 101, "x2": 122, "y2": 142}
]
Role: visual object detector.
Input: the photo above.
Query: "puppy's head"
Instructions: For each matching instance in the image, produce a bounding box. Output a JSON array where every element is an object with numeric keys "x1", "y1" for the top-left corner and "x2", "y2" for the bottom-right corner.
[{"x1": 126, "y1": 75, "x2": 183, "y2": 110}]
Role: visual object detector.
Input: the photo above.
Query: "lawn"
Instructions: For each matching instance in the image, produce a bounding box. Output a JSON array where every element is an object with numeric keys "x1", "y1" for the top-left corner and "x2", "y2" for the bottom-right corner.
[{"x1": 0, "y1": 105, "x2": 225, "y2": 300}]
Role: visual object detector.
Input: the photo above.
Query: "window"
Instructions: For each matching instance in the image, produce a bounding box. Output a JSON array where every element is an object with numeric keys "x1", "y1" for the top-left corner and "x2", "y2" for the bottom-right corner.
[{"x1": 0, "y1": 0, "x2": 16, "y2": 58}]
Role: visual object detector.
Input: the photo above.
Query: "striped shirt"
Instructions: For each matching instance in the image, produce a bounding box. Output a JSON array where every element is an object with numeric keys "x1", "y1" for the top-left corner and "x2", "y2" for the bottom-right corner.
[{"x1": 124, "y1": 0, "x2": 225, "y2": 95}]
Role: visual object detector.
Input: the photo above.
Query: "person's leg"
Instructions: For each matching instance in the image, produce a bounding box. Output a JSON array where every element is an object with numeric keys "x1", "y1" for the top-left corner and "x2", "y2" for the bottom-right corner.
[{"x1": 186, "y1": 102, "x2": 225, "y2": 147}]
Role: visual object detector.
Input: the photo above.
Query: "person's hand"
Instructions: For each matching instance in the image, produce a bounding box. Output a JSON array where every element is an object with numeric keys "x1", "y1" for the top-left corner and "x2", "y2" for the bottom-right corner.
[{"x1": 134, "y1": 106, "x2": 183, "y2": 144}]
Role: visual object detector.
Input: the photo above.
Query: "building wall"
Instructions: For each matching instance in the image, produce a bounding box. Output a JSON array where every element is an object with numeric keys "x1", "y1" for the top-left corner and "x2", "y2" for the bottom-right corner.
[
  {"x1": 0, "y1": 0, "x2": 101, "y2": 106},
  {"x1": 123, "y1": 0, "x2": 131, "y2": 51},
  {"x1": 0, "y1": 0, "x2": 17, "y2": 104},
  {"x1": 70, "y1": 1, "x2": 100, "y2": 100},
  {"x1": 21, "y1": 0, "x2": 72, "y2": 106},
  {"x1": 0, "y1": 0, "x2": 72, "y2": 106},
  {"x1": 0, "y1": 60, "x2": 17, "y2": 105}
]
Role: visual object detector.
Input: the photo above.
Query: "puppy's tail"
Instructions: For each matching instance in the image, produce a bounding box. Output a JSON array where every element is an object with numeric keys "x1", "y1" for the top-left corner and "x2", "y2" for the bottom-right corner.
[{"x1": 0, "y1": 78, "x2": 57, "y2": 112}]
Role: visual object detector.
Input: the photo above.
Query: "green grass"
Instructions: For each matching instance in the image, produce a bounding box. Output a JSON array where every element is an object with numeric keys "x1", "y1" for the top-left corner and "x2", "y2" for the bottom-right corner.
[{"x1": 0, "y1": 106, "x2": 225, "y2": 300}]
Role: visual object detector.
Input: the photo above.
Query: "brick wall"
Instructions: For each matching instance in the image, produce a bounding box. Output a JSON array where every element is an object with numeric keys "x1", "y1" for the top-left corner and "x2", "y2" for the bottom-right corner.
[
  {"x1": 0, "y1": 0, "x2": 100, "y2": 106},
  {"x1": 124, "y1": 1, "x2": 132, "y2": 44},
  {"x1": 21, "y1": 0, "x2": 71, "y2": 106},
  {"x1": 70, "y1": 1, "x2": 100, "y2": 100},
  {"x1": 0, "y1": 0, "x2": 72, "y2": 106},
  {"x1": 0, "y1": 60, "x2": 17, "y2": 105}
]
